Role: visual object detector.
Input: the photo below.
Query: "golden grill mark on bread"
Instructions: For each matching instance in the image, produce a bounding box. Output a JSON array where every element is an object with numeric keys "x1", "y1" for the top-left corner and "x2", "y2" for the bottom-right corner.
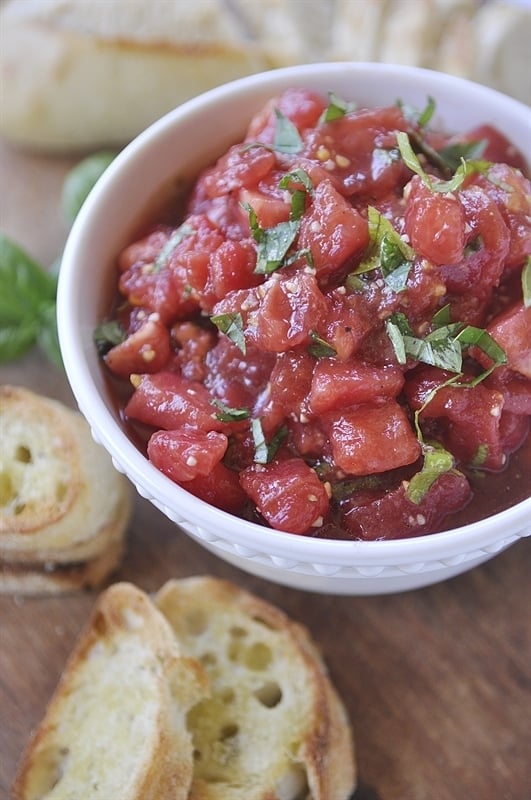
[{"x1": 12, "y1": 582, "x2": 209, "y2": 800}]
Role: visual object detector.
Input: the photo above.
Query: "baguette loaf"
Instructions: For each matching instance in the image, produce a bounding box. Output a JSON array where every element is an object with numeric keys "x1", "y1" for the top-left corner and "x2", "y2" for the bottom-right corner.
[
  {"x1": 12, "y1": 582, "x2": 209, "y2": 800},
  {"x1": 0, "y1": 385, "x2": 131, "y2": 565},
  {"x1": 0, "y1": 0, "x2": 529, "y2": 152},
  {"x1": 155, "y1": 576, "x2": 356, "y2": 800}
]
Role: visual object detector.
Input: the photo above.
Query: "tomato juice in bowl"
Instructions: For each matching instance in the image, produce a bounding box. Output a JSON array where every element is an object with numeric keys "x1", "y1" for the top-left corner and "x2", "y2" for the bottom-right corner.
[{"x1": 57, "y1": 63, "x2": 531, "y2": 594}]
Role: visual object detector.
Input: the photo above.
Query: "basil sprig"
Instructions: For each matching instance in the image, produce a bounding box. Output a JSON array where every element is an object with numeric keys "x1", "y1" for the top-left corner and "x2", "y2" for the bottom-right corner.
[
  {"x1": 0, "y1": 235, "x2": 61, "y2": 366},
  {"x1": 61, "y1": 150, "x2": 117, "y2": 223}
]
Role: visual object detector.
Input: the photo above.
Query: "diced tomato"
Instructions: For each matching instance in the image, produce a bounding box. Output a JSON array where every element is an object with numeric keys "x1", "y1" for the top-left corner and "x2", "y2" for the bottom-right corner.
[
  {"x1": 309, "y1": 360, "x2": 404, "y2": 414},
  {"x1": 246, "y1": 272, "x2": 328, "y2": 352},
  {"x1": 303, "y1": 106, "x2": 411, "y2": 199},
  {"x1": 450, "y1": 124, "x2": 529, "y2": 172},
  {"x1": 480, "y1": 301, "x2": 531, "y2": 378},
  {"x1": 323, "y1": 286, "x2": 398, "y2": 362},
  {"x1": 172, "y1": 321, "x2": 216, "y2": 383},
  {"x1": 245, "y1": 88, "x2": 327, "y2": 144},
  {"x1": 125, "y1": 372, "x2": 226, "y2": 433},
  {"x1": 405, "y1": 367, "x2": 507, "y2": 470},
  {"x1": 298, "y1": 180, "x2": 369, "y2": 278},
  {"x1": 472, "y1": 164, "x2": 531, "y2": 269},
  {"x1": 405, "y1": 176, "x2": 465, "y2": 265},
  {"x1": 240, "y1": 458, "x2": 330, "y2": 534},
  {"x1": 326, "y1": 401, "x2": 421, "y2": 475},
  {"x1": 184, "y1": 461, "x2": 248, "y2": 514},
  {"x1": 340, "y1": 471, "x2": 472, "y2": 540},
  {"x1": 200, "y1": 144, "x2": 276, "y2": 198},
  {"x1": 269, "y1": 350, "x2": 315, "y2": 417},
  {"x1": 201, "y1": 238, "x2": 260, "y2": 312},
  {"x1": 204, "y1": 337, "x2": 275, "y2": 410},
  {"x1": 148, "y1": 429, "x2": 228, "y2": 482},
  {"x1": 104, "y1": 318, "x2": 171, "y2": 378}
]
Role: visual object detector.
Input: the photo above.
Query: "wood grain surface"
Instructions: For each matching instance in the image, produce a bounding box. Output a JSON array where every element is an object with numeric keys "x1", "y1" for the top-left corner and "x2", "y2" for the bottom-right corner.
[{"x1": 1, "y1": 139, "x2": 530, "y2": 800}]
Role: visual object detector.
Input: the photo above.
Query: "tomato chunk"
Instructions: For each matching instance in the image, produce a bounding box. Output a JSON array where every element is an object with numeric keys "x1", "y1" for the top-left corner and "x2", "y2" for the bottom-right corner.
[
  {"x1": 240, "y1": 458, "x2": 330, "y2": 534},
  {"x1": 148, "y1": 429, "x2": 228, "y2": 482},
  {"x1": 327, "y1": 401, "x2": 421, "y2": 475},
  {"x1": 309, "y1": 360, "x2": 404, "y2": 414}
]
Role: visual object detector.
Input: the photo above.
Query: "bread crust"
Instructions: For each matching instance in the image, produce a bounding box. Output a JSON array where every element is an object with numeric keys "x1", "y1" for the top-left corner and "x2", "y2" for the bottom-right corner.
[
  {"x1": 155, "y1": 576, "x2": 356, "y2": 800},
  {"x1": 0, "y1": 386, "x2": 131, "y2": 563},
  {"x1": 12, "y1": 582, "x2": 209, "y2": 800}
]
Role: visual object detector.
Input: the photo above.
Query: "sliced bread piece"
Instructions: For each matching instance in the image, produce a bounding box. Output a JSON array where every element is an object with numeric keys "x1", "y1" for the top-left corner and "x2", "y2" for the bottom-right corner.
[
  {"x1": 0, "y1": 385, "x2": 131, "y2": 564},
  {"x1": 12, "y1": 582, "x2": 209, "y2": 800},
  {"x1": 155, "y1": 576, "x2": 356, "y2": 800}
]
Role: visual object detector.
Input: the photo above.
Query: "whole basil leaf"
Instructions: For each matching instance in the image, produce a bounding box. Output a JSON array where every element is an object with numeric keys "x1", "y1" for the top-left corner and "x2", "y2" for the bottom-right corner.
[{"x1": 61, "y1": 150, "x2": 117, "y2": 223}]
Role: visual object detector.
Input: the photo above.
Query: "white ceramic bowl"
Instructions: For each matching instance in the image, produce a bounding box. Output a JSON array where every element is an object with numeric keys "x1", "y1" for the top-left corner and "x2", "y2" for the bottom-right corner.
[{"x1": 57, "y1": 63, "x2": 531, "y2": 595}]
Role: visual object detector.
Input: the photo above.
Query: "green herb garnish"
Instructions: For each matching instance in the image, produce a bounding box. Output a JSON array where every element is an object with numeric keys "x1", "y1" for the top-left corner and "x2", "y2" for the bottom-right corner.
[
  {"x1": 93, "y1": 320, "x2": 126, "y2": 356},
  {"x1": 61, "y1": 150, "x2": 117, "y2": 223},
  {"x1": 350, "y1": 206, "x2": 415, "y2": 292},
  {"x1": 210, "y1": 312, "x2": 246, "y2": 354},
  {"x1": 211, "y1": 399, "x2": 250, "y2": 422},
  {"x1": 272, "y1": 109, "x2": 304, "y2": 154},
  {"x1": 406, "y1": 441, "x2": 455, "y2": 504},
  {"x1": 319, "y1": 91, "x2": 357, "y2": 123},
  {"x1": 0, "y1": 235, "x2": 61, "y2": 366},
  {"x1": 153, "y1": 223, "x2": 194, "y2": 273},
  {"x1": 308, "y1": 331, "x2": 337, "y2": 358},
  {"x1": 523, "y1": 256, "x2": 531, "y2": 308},
  {"x1": 251, "y1": 418, "x2": 288, "y2": 464}
]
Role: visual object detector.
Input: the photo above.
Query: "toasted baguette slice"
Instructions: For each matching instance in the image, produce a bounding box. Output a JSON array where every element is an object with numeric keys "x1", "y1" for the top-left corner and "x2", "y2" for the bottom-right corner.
[
  {"x1": 0, "y1": 533, "x2": 125, "y2": 595},
  {"x1": 12, "y1": 582, "x2": 209, "y2": 800},
  {"x1": 155, "y1": 576, "x2": 356, "y2": 800},
  {"x1": 0, "y1": 386, "x2": 131, "y2": 564}
]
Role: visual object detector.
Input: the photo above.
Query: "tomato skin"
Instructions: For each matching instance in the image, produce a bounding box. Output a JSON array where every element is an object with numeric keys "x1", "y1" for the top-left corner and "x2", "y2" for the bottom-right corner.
[
  {"x1": 148, "y1": 429, "x2": 228, "y2": 482},
  {"x1": 269, "y1": 350, "x2": 315, "y2": 417},
  {"x1": 482, "y1": 301, "x2": 531, "y2": 378},
  {"x1": 125, "y1": 372, "x2": 227, "y2": 433},
  {"x1": 298, "y1": 180, "x2": 369, "y2": 278},
  {"x1": 309, "y1": 360, "x2": 404, "y2": 415},
  {"x1": 245, "y1": 88, "x2": 327, "y2": 144},
  {"x1": 326, "y1": 401, "x2": 421, "y2": 476},
  {"x1": 340, "y1": 471, "x2": 472, "y2": 541},
  {"x1": 246, "y1": 272, "x2": 328, "y2": 353},
  {"x1": 105, "y1": 318, "x2": 171, "y2": 378},
  {"x1": 405, "y1": 176, "x2": 465, "y2": 265},
  {"x1": 240, "y1": 458, "x2": 330, "y2": 534},
  {"x1": 184, "y1": 461, "x2": 248, "y2": 514},
  {"x1": 200, "y1": 144, "x2": 276, "y2": 198}
]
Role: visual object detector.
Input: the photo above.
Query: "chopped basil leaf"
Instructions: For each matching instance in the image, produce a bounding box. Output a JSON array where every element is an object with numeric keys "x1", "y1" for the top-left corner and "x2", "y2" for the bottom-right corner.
[
  {"x1": 398, "y1": 96, "x2": 436, "y2": 127},
  {"x1": 523, "y1": 256, "x2": 531, "y2": 308},
  {"x1": 455, "y1": 325, "x2": 507, "y2": 365},
  {"x1": 284, "y1": 247, "x2": 314, "y2": 269},
  {"x1": 153, "y1": 223, "x2": 194, "y2": 273},
  {"x1": 278, "y1": 168, "x2": 315, "y2": 197},
  {"x1": 319, "y1": 91, "x2": 357, "y2": 123},
  {"x1": 385, "y1": 310, "x2": 506, "y2": 375},
  {"x1": 272, "y1": 109, "x2": 304, "y2": 154},
  {"x1": 210, "y1": 312, "x2": 246, "y2": 354},
  {"x1": 351, "y1": 207, "x2": 414, "y2": 292},
  {"x1": 436, "y1": 139, "x2": 487, "y2": 171},
  {"x1": 255, "y1": 220, "x2": 301, "y2": 274},
  {"x1": 289, "y1": 189, "x2": 307, "y2": 221},
  {"x1": 93, "y1": 320, "x2": 126, "y2": 356},
  {"x1": 397, "y1": 132, "x2": 491, "y2": 194},
  {"x1": 211, "y1": 399, "x2": 250, "y2": 422},
  {"x1": 406, "y1": 442, "x2": 455, "y2": 504},
  {"x1": 308, "y1": 331, "x2": 337, "y2": 358},
  {"x1": 470, "y1": 443, "x2": 489, "y2": 467},
  {"x1": 252, "y1": 418, "x2": 288, "y2": 464}
]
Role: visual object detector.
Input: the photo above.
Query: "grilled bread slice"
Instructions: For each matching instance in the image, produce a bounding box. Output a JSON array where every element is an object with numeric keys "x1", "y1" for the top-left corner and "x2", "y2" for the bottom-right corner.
[
  {"x1": 0, "y1": 385, "x2": 131, "y2": 566},
  {"x1": 155, "y1": 576, "x2": 356, "y2": 800},
  {"x1": 12, "y1": 582, "x2": 209, "y2": 800}
]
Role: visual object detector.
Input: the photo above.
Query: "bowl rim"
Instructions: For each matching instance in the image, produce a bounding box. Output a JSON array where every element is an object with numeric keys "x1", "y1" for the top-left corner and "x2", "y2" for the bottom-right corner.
[{"x1": 57, "y1": 61, "x2": 531, "y2": 567}]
